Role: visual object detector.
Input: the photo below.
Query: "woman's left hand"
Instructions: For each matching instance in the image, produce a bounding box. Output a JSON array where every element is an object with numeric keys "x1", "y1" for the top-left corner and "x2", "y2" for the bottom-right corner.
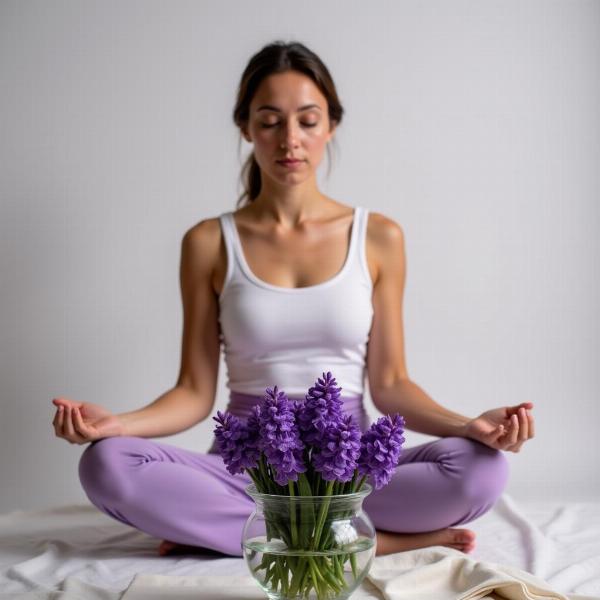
[{"x1": 462, "y1": 402, "x2": 535, "y2": 452}]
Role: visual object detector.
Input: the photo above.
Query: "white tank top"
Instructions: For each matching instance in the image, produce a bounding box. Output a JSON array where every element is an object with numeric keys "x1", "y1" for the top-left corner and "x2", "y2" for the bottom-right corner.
[{"x1": 217, "y1": 205, "x2": 374, "y2": 398}]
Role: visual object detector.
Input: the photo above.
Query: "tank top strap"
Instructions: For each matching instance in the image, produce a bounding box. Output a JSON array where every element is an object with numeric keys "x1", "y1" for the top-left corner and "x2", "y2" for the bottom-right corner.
[
  {"x1": 218, "y1": 212, "x2": 240, "y2": 295},
  {"x1": 353, "y1": 206, "x2": 373, "y2": 289}
]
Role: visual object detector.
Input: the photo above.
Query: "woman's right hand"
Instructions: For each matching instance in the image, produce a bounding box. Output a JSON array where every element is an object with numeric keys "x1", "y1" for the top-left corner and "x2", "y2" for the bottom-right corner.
[{"x1": 51, "y1": 397, "x2": 125, "y2": 444}]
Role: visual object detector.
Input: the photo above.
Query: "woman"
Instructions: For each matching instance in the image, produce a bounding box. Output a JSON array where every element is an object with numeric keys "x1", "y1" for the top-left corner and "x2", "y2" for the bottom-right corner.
[{"x1": 51, "y1": 40, "x2": 535, "y2": 558}]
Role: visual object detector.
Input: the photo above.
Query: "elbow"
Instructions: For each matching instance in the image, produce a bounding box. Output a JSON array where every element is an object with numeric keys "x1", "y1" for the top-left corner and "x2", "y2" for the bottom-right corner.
[
  {"x1": 177, "y1": 382, "x2": 215, "y2": 425},
  {"x1": 370, "y1": 374, "x2": 411, "y2": 397}
]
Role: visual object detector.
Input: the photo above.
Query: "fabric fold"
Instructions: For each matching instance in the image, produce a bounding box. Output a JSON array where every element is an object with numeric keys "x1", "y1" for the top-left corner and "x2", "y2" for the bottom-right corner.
[
  {"x1": 120, "y1": 546, "x2": 598, "y2": 600},
  {"x1": 365, "y1": 547, "x2": 597, "y2": 600}
]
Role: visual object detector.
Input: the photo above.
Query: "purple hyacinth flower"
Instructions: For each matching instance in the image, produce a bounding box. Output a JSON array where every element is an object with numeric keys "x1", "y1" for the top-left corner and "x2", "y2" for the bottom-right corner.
[
  {"x1": 212, "y1": 410, "x2": 260, "y2": 475},
  {"x1": 244, "y1": 403, "x2": 262, "y2": 467},
  {"x1": 297, "y1": 371, "x2": 344, "y2": 446},
  {"x1": 312, "y1": 413, "x2": 362, "y2": 482},
  {"x1": 259, "y1": 386, "x2": 306, "y2": 486},
  {"x1": 357, "y1": 414, "x2": 406, "y2": 490}
]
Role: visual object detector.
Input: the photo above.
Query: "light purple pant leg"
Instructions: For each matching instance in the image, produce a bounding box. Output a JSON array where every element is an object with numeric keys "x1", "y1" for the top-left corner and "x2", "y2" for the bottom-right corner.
[
  {"x1": 78, "y1": 436, "x2": 253, "y2": 557},
  {"x1": 363, "y1": 436, "x2": 510, "y2": 532},
  {"x1": 78, "y1": 393, "x2": 510, "y2": 557}
]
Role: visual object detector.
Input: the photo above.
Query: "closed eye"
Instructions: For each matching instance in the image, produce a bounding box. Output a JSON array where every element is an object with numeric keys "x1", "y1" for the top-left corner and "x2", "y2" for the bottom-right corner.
[{"x1": 260, "y1": 123, "x2": 317, "y2": 129}]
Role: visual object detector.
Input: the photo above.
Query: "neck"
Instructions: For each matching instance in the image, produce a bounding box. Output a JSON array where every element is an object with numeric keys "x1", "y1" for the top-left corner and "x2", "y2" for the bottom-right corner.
[{"x1": 251, "y1": 175, "x2": 327, "y2": 228}]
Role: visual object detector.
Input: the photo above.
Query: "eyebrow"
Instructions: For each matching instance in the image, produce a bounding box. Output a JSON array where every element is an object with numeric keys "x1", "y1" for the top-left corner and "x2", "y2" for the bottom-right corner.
[{"x1": 256, "y1": 104, "x2": 322, "y2": 113}]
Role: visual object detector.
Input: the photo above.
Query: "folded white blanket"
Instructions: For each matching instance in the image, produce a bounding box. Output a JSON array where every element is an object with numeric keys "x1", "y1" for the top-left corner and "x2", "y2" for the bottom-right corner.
[
  {"x1": 121, "y1": 546, "x2": 599, "y2": 600},
  {"x1": 366, "y1": 547, "x2": 598, "y2": 599}
]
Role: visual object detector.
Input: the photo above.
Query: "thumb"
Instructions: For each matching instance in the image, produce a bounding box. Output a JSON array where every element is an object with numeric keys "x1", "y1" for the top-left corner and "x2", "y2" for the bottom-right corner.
[
  {"x1": 52, "y1": 397, "x2": 83, "y2": 410},
  {"x1": 488, "y1": 423, "x2": 505, "y2": 442}
]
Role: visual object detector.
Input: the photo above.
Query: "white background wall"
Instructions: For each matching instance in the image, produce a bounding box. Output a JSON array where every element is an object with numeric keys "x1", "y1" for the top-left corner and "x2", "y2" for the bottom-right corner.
[{"x1": 1, "y1": 0, "x2": 598, "y2": 513}]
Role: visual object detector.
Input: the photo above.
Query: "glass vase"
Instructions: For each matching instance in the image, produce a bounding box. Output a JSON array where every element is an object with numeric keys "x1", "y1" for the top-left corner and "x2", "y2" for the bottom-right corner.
[{"x1": 242, "y1": 482, "x2": 376, "y2": 600}]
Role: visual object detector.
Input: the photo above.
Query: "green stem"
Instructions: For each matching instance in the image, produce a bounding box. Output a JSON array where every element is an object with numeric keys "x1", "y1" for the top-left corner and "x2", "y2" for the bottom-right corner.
[
  {"x1": 287, "y1": 556, "x2": 308, "y2": 597},
  {"x1": 350, "y1": 552, "x2": 359, "y2": 579},
  {"x1": 311, "y1": 480, "x2": 335, "y2": 551},
  {"x1": 308, "y1": 556, "x2": 322, "y2": 597},
  {"x1": 353, "y1": 473, "x2": 367, "y2": 493},
  {"x1": 276, "y1": 557, "x2": 289, "y2": 595},
  {"x1": 288, "y1": 481, "x2": 299, "y2": 548},
  {"x1": 246, "y1": 467, "x2": 262, "y2": 491}
]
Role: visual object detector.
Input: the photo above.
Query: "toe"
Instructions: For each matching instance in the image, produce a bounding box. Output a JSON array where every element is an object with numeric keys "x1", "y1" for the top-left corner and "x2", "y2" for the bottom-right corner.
[
  {"x1": 158, "y1": 540, "x2": 177, "y2": 555},
  {"x1": 456, "y1": 529, "x2": 476, "y2": 543}
]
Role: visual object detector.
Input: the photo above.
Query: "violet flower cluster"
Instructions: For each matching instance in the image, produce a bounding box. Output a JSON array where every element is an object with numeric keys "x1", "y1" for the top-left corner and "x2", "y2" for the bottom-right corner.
[
  {"x1": 357, "y1": 413, "x2": 406, "y2": 489},
  {"x1": 212, "y1": 371, "x2": 406, "y2": 494},
  {"x1": 258, "y1": 385, "x2": 307, "y2": 486}
]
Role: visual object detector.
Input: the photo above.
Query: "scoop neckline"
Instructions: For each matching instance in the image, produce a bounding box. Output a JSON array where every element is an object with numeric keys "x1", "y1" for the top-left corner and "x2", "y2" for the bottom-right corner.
[{"x1": 227, "y1": 206, "x2": 360, "y2": 293}]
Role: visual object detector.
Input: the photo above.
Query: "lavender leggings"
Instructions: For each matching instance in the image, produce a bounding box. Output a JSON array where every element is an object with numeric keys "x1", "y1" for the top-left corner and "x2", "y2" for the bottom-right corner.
[{"x1": 78, "y1": 392, "x2": 509, "y2": 557}]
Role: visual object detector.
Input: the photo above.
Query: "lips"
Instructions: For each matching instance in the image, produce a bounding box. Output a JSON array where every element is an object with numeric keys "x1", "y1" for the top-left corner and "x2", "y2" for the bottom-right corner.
[{"x1": 277, "y1": 159, "x2": 303, "y2": 164}]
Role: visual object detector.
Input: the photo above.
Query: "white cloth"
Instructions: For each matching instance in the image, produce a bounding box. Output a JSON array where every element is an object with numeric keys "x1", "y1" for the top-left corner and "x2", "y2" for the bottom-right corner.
[
  {"x1": 121, "y1": 548, "x2": 599, "y2": 600},
  {"x1": 1, "y1": 494, "x2": 599, "y2": 599},
  {"x1": 365, "y1": 547, "x2": 598, "y2": 600}
]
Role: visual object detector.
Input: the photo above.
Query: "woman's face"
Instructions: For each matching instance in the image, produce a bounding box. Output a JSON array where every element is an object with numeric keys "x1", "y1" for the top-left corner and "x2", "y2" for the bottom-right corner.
[{"x1": 243, "y1": 70, "x2": 335, "y2": 185}]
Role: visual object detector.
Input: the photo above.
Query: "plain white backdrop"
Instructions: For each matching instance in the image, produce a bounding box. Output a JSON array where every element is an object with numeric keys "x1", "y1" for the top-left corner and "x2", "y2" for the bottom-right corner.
[{"x1": 0, "y1": 0, "x2": 598, "y2": 513}]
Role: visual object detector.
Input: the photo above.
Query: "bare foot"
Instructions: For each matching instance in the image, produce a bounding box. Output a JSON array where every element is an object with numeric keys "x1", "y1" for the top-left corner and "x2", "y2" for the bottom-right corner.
[
  {"x1": 160, "y1": 528, "x2": 477, "y2": 558},
  {"x1": 375, "y1": 527, "x2": 476, "y2": 556},
  {"x1": 158, "y1": 540, "x2": 206, "y2": 556},
  {"x1": 158, "y1": 540, "x2": 224, "y2": 557},
  {"x1": 158, "y1": 540, "x2": 180, "y2": 556}
]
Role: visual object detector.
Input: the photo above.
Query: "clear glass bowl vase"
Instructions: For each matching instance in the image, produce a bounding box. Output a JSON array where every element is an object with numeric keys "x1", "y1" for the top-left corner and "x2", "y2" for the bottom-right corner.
[{"x1": 242, "y1": 482, "x2": 376, "y2": 600}]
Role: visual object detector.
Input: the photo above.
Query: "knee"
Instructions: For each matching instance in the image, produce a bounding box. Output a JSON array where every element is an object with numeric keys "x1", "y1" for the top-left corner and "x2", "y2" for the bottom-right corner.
[
  {"x1": 78, "y1": 437, "x2": 137, "y2": 505},
  {"x1": 444, "y1": 437, "x2": 510, "y2": 506}
]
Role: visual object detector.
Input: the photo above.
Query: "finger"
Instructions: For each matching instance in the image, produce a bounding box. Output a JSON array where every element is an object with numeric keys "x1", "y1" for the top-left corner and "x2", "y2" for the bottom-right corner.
[
  {"x1": 527, "y1": 409, "x2": 535, "y2": 439},
  {"x1": 65, "y1": 407, "x2": 88, "y2": 444},
  {"x1": 508, "y1": 414, "x2": 519, "y2": 445},
  {"x1": 506, "y1": 440, "x2": 523, "y2": 453},
  {"x1": 72, "y1": 407, "x2": 91, "y2": 439},
  {"x1": 63, "y1": 406, "x2": 85, "y2": 443},
  {"x1": 507, "y1": 402, "x2": 533, "y2": 418},
  {"x1": 63, "y1": 406, "x2": 75, "y2": 438},
  {"x1": 518, "y1": 407, "x2": 528, "y2": 441},
  {"x1": 498, "y1": 415, "x2": 516, "y2": 447},
  {"x1": 53, "y1": 405, "x2": 65, "y2": 435},
  {"x1": 53, "y1": 398, "x2": 74, "y2": 414}
]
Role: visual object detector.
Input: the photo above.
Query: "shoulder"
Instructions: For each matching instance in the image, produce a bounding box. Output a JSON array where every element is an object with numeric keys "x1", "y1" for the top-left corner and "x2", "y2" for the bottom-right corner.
[
  {"x1": 366, "y1": 210, "x2": 405, "y2": 246},
  {"x1": 180, "y1": 217, "x2": 223, "y2": 277},
  {"x1": 366, "y1": 211, "x2": 406, "y2": 284},
  {"x1": 183, "y1": 216, "x2": 222, "y2": 243}
]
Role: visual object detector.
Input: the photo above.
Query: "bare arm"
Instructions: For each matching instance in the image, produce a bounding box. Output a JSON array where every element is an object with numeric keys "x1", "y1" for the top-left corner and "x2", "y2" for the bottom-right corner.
[
  {"x1": 366, "y1": 214, "x2": 470, "y2": 438},
  {"x1": 372, "y1": 379, "x2": 470, "y2": 438},
  {"x1": 117, "y1": 385, "x2": 214, "y2": 438}
]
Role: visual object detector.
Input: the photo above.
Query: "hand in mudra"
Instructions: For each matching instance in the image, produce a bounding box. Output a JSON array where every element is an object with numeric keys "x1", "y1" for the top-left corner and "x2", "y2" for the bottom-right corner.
[
  {"x1": 463, "y1": 402, "x2": 535, "y2": 452},
  {"x1": 52, "y1": 397, "x2": 124, "y2": 444}
]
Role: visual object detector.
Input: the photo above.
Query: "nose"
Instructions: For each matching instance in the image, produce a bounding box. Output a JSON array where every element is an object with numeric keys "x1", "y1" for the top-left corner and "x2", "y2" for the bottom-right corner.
[{"x1": 280, "y1": 120, "x2": 300, "y2": 150}]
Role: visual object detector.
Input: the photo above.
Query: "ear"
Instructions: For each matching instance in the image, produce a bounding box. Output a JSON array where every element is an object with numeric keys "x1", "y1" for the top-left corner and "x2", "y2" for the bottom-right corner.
[{"x1": 241, "y1": 126, "x2": 252, "y2": 143}]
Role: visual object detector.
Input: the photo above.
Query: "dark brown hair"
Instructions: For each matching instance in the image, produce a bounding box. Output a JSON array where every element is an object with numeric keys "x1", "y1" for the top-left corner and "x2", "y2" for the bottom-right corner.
[{"x1": 232, "y1": 40, "x2": 344, "y2": 208}]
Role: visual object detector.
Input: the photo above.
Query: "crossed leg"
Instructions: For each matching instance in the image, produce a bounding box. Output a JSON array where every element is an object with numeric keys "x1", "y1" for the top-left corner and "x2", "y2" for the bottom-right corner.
[{"x1": 78, "y1": 435, "x2": 508, "y2": 557}]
